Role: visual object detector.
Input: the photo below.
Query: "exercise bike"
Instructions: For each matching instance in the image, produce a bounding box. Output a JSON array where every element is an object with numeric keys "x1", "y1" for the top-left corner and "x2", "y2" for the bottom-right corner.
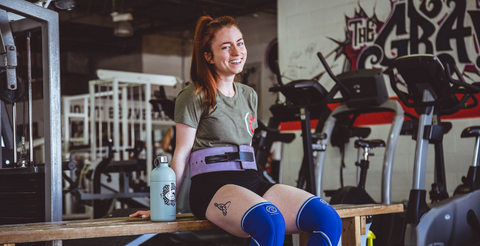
[
  {"x1": 387, "y1": 54, "x2": 480, "y2": 246},
  {"x1": 314, "y1": 68, "x2": 405, "y2": 246},
  {"x1": 261, "y1": 52, "x2": 350, "y2": 194}
]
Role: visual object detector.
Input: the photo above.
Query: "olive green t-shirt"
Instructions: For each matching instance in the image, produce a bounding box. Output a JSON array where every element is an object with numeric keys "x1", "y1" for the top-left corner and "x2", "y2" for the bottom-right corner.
[{"x1": 174, "y1": 82, "x2": 258, "y2": 152}]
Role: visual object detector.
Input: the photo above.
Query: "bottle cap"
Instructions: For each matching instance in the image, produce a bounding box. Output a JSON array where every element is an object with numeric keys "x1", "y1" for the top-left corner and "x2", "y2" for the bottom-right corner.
[{"x1": 153, "y1": 156, "x2": 168, "y2": 167}]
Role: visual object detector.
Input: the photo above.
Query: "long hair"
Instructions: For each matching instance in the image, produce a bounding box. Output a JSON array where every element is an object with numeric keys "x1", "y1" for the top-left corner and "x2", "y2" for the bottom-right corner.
[{"x1": 190, "y1": 15, "x2": 239, "y2": 109}]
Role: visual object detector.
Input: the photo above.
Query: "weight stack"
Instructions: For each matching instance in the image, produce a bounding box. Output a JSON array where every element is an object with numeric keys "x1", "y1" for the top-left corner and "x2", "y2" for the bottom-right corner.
[
  {"x1": 0, "y1": 167, "x2": 45, "y2": 225},
  {"x1": 0, "y1": 168, "x2": 46, "y2": 245}
]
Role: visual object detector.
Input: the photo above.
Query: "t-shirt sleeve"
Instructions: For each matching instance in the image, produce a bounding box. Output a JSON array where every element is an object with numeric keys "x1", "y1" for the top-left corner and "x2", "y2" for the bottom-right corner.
[
  {"x1": 251, "y1": 88, "x2": 259, "y2": 131},
  {"x1": 174, "y1": 86, "x2": 203, "y2": 129}
]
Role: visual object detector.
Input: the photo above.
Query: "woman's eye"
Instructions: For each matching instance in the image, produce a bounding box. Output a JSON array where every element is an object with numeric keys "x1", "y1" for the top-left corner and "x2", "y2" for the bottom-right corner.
[
  {"x1": 222, "y1": 46, "x2": 230, "y2": 50},
  {"x1": 237, "y1": 42, "x2": 244, "y2": 46}
]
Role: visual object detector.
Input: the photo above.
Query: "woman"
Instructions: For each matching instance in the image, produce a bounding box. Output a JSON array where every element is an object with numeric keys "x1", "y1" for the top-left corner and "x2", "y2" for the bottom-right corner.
[{"x1": 130, "y1": 15, "x2": 342, "y2": 246}]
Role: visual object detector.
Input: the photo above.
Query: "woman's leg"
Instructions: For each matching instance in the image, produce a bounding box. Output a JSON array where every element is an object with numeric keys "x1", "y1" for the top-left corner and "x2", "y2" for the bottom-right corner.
[
  {"x1": 263, "y1": 184, "x2": 342, "y2": 246},
  {"x1": 206, "y1": 184, "x2": 285, "y2": 246}
]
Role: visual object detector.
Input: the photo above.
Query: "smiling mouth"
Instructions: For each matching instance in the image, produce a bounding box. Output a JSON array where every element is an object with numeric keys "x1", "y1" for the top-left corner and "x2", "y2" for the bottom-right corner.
[{"x1": 230, "y1": 58, "x2": 243, "y2": 65}]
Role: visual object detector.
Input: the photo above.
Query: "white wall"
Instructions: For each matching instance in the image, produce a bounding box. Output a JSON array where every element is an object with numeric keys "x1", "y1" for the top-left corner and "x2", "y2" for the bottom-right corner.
[
  {"x1": 278, "y1": 0, "x2": 480, "y2": 203},
  {"x1": 141, "y1": 13, "x2": 278, "y2": 122},
  {"x1": 237, "y1": 14, "x2": 279, "y2": 122}
]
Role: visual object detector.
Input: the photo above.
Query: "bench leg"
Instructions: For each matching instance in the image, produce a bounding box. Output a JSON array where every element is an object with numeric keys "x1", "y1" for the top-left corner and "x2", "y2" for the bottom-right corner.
[{"x1": 341, "y1": 216, "x2": 366, "y2": 246}]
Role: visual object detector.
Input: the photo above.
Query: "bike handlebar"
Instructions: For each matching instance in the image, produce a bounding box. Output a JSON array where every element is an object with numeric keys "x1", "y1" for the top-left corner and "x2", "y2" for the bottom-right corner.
[
  {"x1": 446, "y1": 64, "x2": 480, "y2": 94},
  {"x1": 387, "y1": 57, "x2": 480, "y2": 115},
  {"x1": 316, "y1": 52, "x2": 351, "y2": 101}
]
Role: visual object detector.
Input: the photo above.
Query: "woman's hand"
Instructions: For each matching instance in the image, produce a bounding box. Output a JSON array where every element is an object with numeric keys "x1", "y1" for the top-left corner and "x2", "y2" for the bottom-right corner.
[{"x1": 129, "y1": 210, "x2": 151, "y2": 218}]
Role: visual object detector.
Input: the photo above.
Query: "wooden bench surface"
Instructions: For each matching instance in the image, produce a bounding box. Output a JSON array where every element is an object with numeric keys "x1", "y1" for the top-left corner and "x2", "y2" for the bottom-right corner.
[{"x1": 0, "y1": 204, "x2": 403, "y2": 245}]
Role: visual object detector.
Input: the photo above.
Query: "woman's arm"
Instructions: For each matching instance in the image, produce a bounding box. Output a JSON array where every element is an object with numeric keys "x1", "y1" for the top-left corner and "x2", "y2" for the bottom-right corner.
[
  {"x1": 160, "y1": 127, "x2": 173, "y2": 151},
  {"x1": 170, "y1": 122, "x2": 197, "y2": 199},
  {"x1": 130, "y1": 122, "x2": 196, "y2": 218}
]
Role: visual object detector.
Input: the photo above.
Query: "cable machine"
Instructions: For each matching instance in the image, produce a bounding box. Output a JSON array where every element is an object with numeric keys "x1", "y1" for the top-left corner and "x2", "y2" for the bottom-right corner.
[{"x1": 0, "y1": 3, "x2": 62, "y2": 246}]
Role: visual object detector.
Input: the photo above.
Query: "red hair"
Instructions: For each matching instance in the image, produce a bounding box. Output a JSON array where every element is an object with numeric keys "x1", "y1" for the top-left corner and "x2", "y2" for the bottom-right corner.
[{"x1": 190, "y1": 15, "x2": 239, "y2": 109}]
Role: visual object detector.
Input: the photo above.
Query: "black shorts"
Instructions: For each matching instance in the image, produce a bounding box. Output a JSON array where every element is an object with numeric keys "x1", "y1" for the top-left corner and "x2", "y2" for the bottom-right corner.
[{"x1": 189, "y1": 169, "x2": 275, "y2": 219}]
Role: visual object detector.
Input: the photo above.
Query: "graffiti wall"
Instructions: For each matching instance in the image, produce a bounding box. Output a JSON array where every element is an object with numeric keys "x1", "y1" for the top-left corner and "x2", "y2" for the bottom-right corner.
[
  {"x1": 344, "y1": 0, "x2": 479, "y2": 78},
  {"x1": 280, "y1": 0, "x2": 480, "y2": 83},
  {"x1": 278, "y1": 0, "x2": 480, "y2": 201}
]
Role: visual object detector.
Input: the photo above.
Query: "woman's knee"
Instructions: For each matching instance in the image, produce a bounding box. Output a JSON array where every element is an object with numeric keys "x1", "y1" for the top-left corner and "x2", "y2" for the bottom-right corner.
[
  {"x1": 296, "y1": 196, "x2": 342, "y2": 246},
  {"x1": 242, "y1": 202, "x2": 286, "y2": 246}
]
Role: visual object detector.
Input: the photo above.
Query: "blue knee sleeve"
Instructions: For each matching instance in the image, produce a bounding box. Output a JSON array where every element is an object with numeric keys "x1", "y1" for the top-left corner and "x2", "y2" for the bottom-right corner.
[
  {"x1": 241, "y1": 202, "x2": 285, "y2": 246},
  {"x1": 296, "y1": 196, "x2": 342, "y2": 246}
]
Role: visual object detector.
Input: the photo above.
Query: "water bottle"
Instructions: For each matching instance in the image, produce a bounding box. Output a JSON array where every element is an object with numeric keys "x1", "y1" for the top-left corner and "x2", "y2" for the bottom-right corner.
[{"x1": 150, "y1": 156, "x2": 176, "y2": 222}]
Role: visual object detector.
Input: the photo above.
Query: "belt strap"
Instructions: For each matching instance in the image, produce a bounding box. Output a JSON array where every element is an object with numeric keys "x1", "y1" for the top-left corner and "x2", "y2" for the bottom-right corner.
[
  {"x1": 205, "y1": 151, "x2": 254, "y2": 164},
  {"x1": 189, "y1": 145, "x2": 257, "y2": 178}
]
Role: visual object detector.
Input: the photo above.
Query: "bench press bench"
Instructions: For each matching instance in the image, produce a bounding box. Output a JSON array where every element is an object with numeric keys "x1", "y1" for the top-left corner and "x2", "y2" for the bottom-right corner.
[{"x1": 0, "y1": 203, "x2": 403, "y2": 246}]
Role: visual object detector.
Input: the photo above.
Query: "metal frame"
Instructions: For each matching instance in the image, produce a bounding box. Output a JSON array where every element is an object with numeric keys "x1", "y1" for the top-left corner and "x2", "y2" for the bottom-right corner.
[
  {"x1": 63, "y1": 91, "x2": 113, "y2": 156},
  {"x1": 89, "y1": 69, "x2": 178, "y2": 183},
  {"x1": 0, "y1": 1, "x2": 61, "y2": 246},
  {"x1": 315, "y1": 100, "x2": 404, "y2": 204},
  {"x1": 412, "y1": 90, "x2": 434, "y2": 190}
]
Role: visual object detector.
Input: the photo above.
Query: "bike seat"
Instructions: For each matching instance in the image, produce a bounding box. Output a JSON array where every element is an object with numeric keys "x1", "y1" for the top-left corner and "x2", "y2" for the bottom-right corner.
[
  {"x1": 461, "y1": 126, "x2": 480, "y2": 138},
  {"x1": 354, "y1": 139, "x2": 386, "y2": 149}
]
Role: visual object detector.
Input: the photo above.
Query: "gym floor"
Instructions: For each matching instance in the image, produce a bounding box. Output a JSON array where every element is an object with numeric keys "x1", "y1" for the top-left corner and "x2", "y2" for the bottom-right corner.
[{"x1": 62, "y1": 234, "x2": 294, "y2": 246}]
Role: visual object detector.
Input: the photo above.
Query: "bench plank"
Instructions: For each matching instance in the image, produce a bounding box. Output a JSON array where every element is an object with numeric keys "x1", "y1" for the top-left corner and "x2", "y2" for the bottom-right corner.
[
  {"x1": 333, "y1": 204, "x2": 403, "y2": 218},
  {"x1": 0, "y1": 204, "x2": 403, "y2": 245}
]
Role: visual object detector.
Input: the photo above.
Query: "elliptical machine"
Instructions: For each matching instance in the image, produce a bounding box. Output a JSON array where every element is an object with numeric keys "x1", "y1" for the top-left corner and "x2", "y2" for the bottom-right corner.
[{"x1": 387, "y1": 54, "x2": 480, "y2": 246}]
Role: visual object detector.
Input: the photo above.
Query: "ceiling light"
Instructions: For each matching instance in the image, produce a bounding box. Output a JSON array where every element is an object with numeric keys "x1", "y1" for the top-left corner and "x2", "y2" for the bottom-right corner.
[
  {"x1": 111, "y1": 12, "x2": 133, "y2": 37},
  {"x1": 114, "y1": 21, "x2": 133, "y2": 37},
  {"x1": 54, "y1": 0, "x2": 75, "y2": 11}
]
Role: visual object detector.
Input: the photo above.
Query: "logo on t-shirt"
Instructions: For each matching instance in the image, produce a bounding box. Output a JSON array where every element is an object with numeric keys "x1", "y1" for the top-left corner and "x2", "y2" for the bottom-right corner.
[{"x1": 244, "y1": 112, "x2": 256, "y2": 136}]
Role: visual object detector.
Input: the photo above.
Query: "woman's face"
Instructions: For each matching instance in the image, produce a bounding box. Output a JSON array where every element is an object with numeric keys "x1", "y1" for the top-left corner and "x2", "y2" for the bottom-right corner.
[{"x1": 205, "y1": 26, "x2": 247, "y2": 79}]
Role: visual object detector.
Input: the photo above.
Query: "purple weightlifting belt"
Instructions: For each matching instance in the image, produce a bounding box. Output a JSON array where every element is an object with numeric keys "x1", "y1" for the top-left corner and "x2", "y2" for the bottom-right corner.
[{"x1": 189, "y1": 145, "x2": 257, "y2": 178}]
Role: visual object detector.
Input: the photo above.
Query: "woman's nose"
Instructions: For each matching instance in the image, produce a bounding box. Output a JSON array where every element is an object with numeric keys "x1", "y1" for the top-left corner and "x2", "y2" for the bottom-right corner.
[{"x1": 231, "y1": 45, "x2": 239, "y2": 55}]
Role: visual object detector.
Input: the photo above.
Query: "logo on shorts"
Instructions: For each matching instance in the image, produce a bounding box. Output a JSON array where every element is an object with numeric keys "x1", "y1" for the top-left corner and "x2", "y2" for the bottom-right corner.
[
  {"x1": 244, "y1": 112, "x2": 256, "y2": 136},
  {"x1": 265, "y1": 205, "x2": 278, "y2": 214}
]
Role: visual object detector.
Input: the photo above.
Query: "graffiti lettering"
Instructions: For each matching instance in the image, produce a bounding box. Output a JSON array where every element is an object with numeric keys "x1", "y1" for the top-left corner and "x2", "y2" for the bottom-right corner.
[
  {"x1": 408, "y1": 0, "x2": 435, "y2": 55},
  {"x1": 436, "y1": 0, "x2": 471, "y2": 63},
  {"x1": 468, "y1": 10, "x2": 480, "y2": 69},
  {"x1": 348, "y1": 18, "x2": 377, "y2": 49},
  {"x1": 331, "y1": 0, "x2": 480, "y2": 74},
  {"x1": 372, "y1": 2, "x2": 408, "y2": 66}
]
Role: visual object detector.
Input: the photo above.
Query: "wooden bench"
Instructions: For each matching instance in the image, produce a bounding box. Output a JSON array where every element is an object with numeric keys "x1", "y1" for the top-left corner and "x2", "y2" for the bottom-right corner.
[{"x1": 0, "y1": 204, "x2": 403, "y2": 246}]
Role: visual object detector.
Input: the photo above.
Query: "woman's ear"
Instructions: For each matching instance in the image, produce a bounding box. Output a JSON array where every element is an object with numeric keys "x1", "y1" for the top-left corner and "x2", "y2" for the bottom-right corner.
[{"x1": 204, "y1": 52, "x2": 214, "y2": 64}]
